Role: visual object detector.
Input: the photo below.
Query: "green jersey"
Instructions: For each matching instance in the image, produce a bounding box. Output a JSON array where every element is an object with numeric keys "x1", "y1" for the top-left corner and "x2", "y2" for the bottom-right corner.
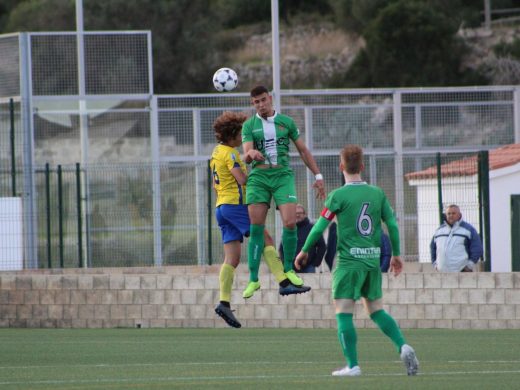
[
  {"x1": 241, "y1": 112, "x2": 300, "y2": 169},
  {"x1": 324, "y1": 181, "x2": 400, "y2": 269}
]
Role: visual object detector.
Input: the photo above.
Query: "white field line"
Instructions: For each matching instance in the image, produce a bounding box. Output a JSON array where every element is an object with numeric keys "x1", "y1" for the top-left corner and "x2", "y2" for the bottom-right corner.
[
  {"x1": 1, "y1": 370, "x2": 520, "y2": 386},
  {"x1": 1, "y1": 360, "x2": 520, "y2": 370},
  {"x1": 0, "y1": 361, "x2": 339, "y2": 370}
]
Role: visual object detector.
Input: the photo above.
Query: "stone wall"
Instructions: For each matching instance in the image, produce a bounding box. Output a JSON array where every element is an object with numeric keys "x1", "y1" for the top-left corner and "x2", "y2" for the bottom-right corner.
[{"x1": 0, "y1": 266, "x2": 519, "y2": 329}]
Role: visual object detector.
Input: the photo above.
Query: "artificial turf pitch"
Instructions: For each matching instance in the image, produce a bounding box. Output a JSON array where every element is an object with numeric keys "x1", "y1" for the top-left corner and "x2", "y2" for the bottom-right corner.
[{"x1": 0, "y1": 328, "x2": 519, "y2": 389}]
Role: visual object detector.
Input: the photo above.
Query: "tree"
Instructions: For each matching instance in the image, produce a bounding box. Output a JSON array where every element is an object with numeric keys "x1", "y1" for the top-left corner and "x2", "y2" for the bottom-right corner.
[
  {"x1": 343, "y1": 0, "x2": 482, "y2": 87},
  {"x1": 85, "y1": 0, "x2": 224, "y2": 93},
  {"x1": 4, "y1": 0, "x2": 75, "y2": 32}
]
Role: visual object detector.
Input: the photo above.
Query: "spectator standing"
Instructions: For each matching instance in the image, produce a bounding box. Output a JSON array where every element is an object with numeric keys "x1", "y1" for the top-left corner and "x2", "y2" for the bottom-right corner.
[
  {"x1": 279, "y1": 204, "x2": 326, "y2": 273},
  {"x1": 430, "y1": 204, "x2": 483, "y2": 272}
]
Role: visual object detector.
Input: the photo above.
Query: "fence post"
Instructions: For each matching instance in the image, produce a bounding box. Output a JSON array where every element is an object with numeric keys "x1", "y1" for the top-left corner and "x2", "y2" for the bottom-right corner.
[
  {"x1": 193, "y1": 109, "x2": 206, "y2": 265},
  {"x1": 207, "y1": 160, "x2": 213, "y2": 265},
  {"x1": 75, "y1": 163, "x2": 83, "y2": 268},
  {"x1": 20, "y1": 33, "x2": 38, "y2": 269},
  {"x1": 436, "y1": 152, "x2": 444, "y2": 225},
  {"x1": 514, "y1": 87, "x2": 520, "y2": 143},
  {"x1": 45, "y1": 163, "x2": 52, "y2": 268},
  {"x1": 392, "y1": 91, "x2": 406, "y2": 256},
  {"x1": 478, "y1": 151, "x2": 491, "y2": 271},
  {"x1": 9, "y1": 98, "x2": 16, "y2": 197},
  {"x1": 57, "y1": 165, "x2": 64, "y2": 268},
  {"x1": 150, "y1": 96, "x2": 163, "y2": 267}
]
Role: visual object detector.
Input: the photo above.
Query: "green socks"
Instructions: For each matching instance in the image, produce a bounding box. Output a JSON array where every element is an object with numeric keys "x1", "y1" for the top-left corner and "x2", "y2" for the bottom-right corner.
[
  {"x1": 336, "y1": 309, "x2": 406, "y2": 368},
  {"x1": 336, "y1": 313, "x2": 358, "y2": 368},
  {"x1": 282, "y1": 227, "x2": 297, "y2": 272},
  {"x1": 219, "y1": 263, "x2": 235, "y2": 303},
  {"x1": 248, "y1": 224, "x2": 265, "y2": 282},
  {"x1": 370, "y1": 309, "x2": 406, "y2": 352}
]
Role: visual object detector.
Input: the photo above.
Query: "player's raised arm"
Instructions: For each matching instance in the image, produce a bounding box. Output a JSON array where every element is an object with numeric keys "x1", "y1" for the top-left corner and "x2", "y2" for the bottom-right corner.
[{"x1": 293, "y1": 138, "x2": 325, "y2": 200}]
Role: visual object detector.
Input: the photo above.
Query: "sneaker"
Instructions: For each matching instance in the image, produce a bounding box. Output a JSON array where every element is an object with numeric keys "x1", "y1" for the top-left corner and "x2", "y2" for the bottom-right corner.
[
  {"x1": 285, "y1": 270, "x2": 304, "y2": 286},
  {"x1": 215, "y1": 303, "x2": 241, "y2": 328},
  {"x1": 332, "y1": 365, "x2": 361, "y2": 377},
  {"x1": 400, "y1": 344, "x2": 419, "y2": 376},
  {"x1": 242, "y1": 281, "x2": 261, "y2": 299},
  {"x1": 279, "y1": 283, "x2": 311, "y2": 296}
]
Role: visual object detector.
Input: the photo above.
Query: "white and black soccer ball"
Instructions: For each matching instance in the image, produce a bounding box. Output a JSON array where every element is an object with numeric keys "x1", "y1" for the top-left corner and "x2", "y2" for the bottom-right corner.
[{"x1": 213, "y1": 67, "x2": 238, "y2": 92}]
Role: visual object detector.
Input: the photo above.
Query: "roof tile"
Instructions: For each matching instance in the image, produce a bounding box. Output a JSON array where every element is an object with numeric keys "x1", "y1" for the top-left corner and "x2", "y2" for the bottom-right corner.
[{"x1": 405, "y1": 144, "x2": 520, "y2": 180}]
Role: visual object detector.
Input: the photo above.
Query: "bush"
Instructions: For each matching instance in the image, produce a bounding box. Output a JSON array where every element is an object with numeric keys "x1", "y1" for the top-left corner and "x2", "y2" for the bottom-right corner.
[{"x1": 343, "y1": 0, "x2": 477, "y2": 87}]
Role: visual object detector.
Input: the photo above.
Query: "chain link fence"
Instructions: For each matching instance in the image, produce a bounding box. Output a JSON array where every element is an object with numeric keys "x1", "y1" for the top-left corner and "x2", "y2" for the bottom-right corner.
[{"x1": 1, "y1": 31, "x2": 519, "y2": 270}]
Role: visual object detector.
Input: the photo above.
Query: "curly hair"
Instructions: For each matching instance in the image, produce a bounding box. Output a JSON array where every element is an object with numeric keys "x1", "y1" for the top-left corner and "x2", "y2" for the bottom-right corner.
[{"x1": 213, "y1": 111, "x2": 248, "y2": 144}]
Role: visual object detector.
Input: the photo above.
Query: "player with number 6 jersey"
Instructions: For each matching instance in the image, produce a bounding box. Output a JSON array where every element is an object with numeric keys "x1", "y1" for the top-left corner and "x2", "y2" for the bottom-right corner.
[
  {"x1": 323, "y1": 182, "x2": 399, "y2": 271},
  {"x1": 294, "y1": 144, "x2": 418, "y2": 378}
]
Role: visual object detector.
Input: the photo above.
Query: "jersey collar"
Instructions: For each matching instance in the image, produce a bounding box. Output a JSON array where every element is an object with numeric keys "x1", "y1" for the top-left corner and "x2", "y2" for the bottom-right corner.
[
  {"x1": 256, "y1": 111, "x2": 277, "y2": 123},
  {"x1": 344, "y1": 181, "x2": 367, "y2": 186}
]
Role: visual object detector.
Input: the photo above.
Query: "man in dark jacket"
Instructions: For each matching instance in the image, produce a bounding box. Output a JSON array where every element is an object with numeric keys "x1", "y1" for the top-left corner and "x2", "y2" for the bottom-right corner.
[{"x1": 279, "y1": 204, "x2": 326, "y2": 273}]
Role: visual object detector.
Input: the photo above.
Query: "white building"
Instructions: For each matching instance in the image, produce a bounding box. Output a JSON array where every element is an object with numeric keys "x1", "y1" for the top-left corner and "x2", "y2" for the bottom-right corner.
[{"x1": 406, "y1": 144, "x2": 520, "y2": 272}]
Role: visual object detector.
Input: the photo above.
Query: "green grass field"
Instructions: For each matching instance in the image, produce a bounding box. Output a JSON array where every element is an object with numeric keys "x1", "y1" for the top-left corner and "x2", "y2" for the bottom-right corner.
[{"x1": 0, "y1": 328, "x2": 519, "y2": 389}]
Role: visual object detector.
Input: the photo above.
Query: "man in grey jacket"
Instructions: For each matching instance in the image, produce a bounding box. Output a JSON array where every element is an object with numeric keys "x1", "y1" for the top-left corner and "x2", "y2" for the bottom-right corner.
[{"x1": 430, "y1": 204, "x2": 483, "y2": 272}]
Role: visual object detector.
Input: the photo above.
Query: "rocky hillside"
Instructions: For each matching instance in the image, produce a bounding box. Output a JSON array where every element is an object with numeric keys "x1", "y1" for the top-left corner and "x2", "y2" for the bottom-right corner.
[
  {"x1": 459, "y1": 25, "x2": 520, "y2": 84},
  {"x1": 230, "y1": 23, "x2": 363, "y2": 89},
  {"x1": 229, "y1": 23, "x2": 520, "y2": 89}
]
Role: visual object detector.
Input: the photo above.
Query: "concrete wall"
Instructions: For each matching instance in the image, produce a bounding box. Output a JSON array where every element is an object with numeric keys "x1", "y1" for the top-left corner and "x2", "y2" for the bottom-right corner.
[
  {"x1": 1, "y1": 266, "x2": 519, "y2": 329},
  {"x1": 489, "y1": 163, "x2": 520, "y2": 272}
]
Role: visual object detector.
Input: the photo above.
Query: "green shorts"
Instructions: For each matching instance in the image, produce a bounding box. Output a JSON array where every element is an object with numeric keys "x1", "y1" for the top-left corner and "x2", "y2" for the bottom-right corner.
[
  {"x1": 246, "y1": 167, "x2": 297, "y2": 206},
  {"x1": 332, "y1": 266, "x2": 382, "y2": 301}
]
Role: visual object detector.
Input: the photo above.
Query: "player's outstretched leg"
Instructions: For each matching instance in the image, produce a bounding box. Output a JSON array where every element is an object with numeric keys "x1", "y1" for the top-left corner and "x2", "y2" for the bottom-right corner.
[
  {"x1": 333, "y1": 312, "x2": 361, "y2": 376},
  {"x1": 247, "y1": 224, "x2": 264, "y2": 281},
  {"x1": 215, "y1": 303, "x2": 241, "y2": 328},
  {"x1": 281, "y1": 226, "x2": 297, "y2": 272},
  {"x1": 400, "y1": 344, "x2": 419, "y2": 376},
  {"x1": 215, "y1": 263, "x2": 241, "y2": 328},
  {"x1": 263, "y1": 245, "x2": 310, "y2": 296}
]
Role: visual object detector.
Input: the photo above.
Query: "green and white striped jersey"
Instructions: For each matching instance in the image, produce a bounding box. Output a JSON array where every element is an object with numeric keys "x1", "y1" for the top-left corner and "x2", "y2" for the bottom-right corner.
[{"x1": 242, "y1": 112, "x2": 300, "y2": 168}]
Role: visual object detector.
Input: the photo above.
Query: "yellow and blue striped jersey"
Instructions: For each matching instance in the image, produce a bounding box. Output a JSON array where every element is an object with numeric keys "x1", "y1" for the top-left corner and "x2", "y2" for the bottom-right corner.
[{"x1": 210, "y1": 144, "x2": 247, "y2": 206}]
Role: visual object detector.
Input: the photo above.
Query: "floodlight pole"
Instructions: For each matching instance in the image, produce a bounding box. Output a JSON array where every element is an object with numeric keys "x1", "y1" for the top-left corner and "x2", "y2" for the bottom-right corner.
[
  {"x1": 271, "y1": 0, "x2": 283, "y2": 244},
  {"x1": 484, "y1": 0, "x2": 491, "y2": 29},
  {"x1": 271, "y1": 0, "x2": 281, "y2": 112},
  {"x1": 76, "y1": 0, "x2": 90, "y2": 267}
]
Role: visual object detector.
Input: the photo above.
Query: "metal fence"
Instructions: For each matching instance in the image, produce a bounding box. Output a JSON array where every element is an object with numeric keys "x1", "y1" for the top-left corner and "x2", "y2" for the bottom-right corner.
[{"x1": 1, "y1": 31, "x2": 519, "y2": 270}]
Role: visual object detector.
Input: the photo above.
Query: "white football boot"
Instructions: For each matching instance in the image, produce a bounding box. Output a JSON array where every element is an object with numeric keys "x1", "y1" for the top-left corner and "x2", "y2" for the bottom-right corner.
[
  {"x1": 331, "y1": 365, "x2": 361, "y2": 377},
  {"x1": 400, "y1": 344, "x2": 419, "y2": 376}
]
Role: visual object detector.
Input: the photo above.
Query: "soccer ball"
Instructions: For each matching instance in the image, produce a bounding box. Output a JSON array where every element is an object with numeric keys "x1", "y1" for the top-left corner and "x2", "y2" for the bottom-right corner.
[{"x1": 213, "y1": 68, "x2": 238, "y2": 92}]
